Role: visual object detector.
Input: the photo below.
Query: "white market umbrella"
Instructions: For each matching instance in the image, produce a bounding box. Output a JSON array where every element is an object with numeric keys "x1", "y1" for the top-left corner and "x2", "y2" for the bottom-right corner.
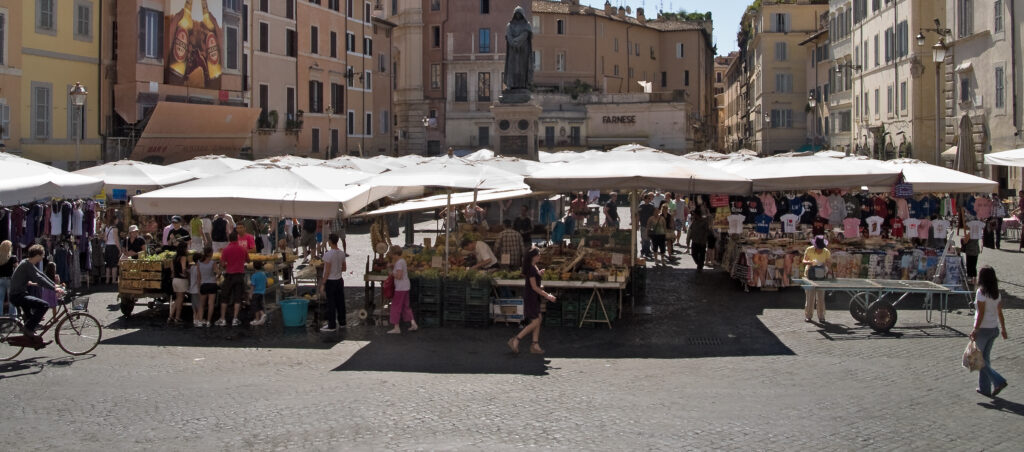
[
  {"x1": 472, "y1": 155, "x2": 544, "y2": 176},
  {"x1": 709, "y1": 154, "x2": 900, "y2": 192},
  {"x1": 321, "y1": 155, "x2": 392, "y2": 174},
  {"x1": 984, "y1": 147, "x2": 1024, "y2": 167},
  {"x1": 255, "y1": 155, "x2": 324, "y2": 167},
  {"x1": 168, "y1": 155, "x2": 252, "y2": 178},
  {"x1": 0, "y1": 152, "x2": 103, "y2": 205},
  {"x1": 132, "y1": 163, "x2": 389, "y2": 219},
  {"x1": 74, "y1": 159, "x2": 195, "y2": 197},
  {"x1": 367, "y1": 155, "x2": 409, "y2": 170},
  {"x1": 463, "y1": 149, "x2": 496, "y2": 161},
  {"x1": 872, "y1": 159, "x2": 997, "y2": 193}
]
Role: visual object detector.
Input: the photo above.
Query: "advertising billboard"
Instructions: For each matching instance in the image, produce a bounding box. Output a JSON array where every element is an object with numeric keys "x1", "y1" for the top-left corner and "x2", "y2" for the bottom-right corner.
[{"x1": 165, "y1": 0, "x2": 224, "y2": 89}]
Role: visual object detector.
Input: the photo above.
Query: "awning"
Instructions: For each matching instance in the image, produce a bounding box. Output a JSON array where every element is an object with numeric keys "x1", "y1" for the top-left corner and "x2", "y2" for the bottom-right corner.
[
  {"x1": 358, "y1": 187, "x2": 538, "y2": 217},
  {"x1": 956, "y1": 61, "x2": 973, "y2": 73},
  {"x1": 984, "y1": 148, "x2": 1024, "y2": 167},
  {"x1": 942, "y1": 146, "x2": 958, "y2": 160},
  {"x1": 130, "y1": 102, "x2": 261, "y2": 165}
]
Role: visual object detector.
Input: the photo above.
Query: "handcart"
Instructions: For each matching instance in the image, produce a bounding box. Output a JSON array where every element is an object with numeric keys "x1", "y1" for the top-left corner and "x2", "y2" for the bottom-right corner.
[
  {"x1": 796, "y1": 278, "x2": 951, "y2": 333},
  {"x1": 117, "y1": 258, "x2": 172, "y2": 318}
]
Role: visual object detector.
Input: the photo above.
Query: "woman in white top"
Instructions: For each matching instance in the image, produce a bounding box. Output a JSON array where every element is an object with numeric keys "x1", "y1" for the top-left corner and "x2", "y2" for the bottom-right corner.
[
  {"x1": 386, "y1": 246, "x2": 418, "y2": 334},
  {"x1": 969, "y1": 266, "x2": 1009, "y2": 398},
  {"x1": 103, "y1": 218, "x2": 121, "y2": 284}
]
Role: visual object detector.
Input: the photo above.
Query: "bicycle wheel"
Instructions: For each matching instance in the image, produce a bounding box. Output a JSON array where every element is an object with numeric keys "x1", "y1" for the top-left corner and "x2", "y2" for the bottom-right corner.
[
  {"x1": 0, "y1": 318, "x2": 26, "y2": 361},
  {"x1": 55, "y1": 312, "x2": 102, "y2": 356}
]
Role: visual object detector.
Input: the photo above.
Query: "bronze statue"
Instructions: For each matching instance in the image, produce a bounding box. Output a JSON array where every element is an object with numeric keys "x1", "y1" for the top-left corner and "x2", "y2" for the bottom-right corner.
[{"x1": 501, "y1": 6, "x2": 533, "y2": 103}]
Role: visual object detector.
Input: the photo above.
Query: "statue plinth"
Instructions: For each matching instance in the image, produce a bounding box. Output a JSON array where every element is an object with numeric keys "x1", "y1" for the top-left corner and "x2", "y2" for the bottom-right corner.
[
  {"x1": 499, "y1": 88, "x2": 532, "y2": 104},
  {"x1": 490, "y1": 102, "x2": 543, "y2": 161}
]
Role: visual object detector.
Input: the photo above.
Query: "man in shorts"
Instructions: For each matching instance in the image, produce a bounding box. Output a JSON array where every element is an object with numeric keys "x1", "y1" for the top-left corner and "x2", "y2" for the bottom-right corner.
[
  {"x1": 300, "y1": 219, "x2": 318, "y2": 260},
  {"x1": 330, "y1": 211, "x2": 349, "y2": 257},
  {"x1": 215, "y1": 231, "x2": 248, "y2": 326},
  {"x1": 210, "y1": 213, "x2": 233, "y2": 252}
]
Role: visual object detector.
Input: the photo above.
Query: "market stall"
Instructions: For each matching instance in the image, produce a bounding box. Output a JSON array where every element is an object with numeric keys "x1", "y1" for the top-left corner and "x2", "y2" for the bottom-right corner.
[
  {"x1": 167, "y1": 155, "x2": 253, "y2": 179},
  {"x1": 73, "y1": 159, "x2": 196, "y2": 199}
]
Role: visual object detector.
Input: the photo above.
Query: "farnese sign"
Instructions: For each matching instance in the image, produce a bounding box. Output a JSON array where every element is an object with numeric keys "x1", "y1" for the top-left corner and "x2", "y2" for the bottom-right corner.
[{"x1": 602, "y1": 115, "x2": 636, "y2": 124}]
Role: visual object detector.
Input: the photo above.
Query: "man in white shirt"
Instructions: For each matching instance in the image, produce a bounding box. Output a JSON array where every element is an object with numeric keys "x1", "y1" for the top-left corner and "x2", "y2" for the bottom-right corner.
[{"x1": 461, "y1": 239, "x2": 496, "y2": 270}]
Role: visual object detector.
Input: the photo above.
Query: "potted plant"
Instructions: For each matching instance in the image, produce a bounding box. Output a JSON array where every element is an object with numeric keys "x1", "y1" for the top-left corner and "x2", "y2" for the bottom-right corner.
[{"x1": 285, "y1": 110, "x2": 304, "y2": 135}]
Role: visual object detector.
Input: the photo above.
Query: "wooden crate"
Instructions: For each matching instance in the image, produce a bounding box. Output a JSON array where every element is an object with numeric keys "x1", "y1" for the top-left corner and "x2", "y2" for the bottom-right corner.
[
  {"x1": 142, "y1": 280, "x2": 162, "y2": 289},
  {"x1": 119, "y1": 280, "x2": 143, "y2": 290}
]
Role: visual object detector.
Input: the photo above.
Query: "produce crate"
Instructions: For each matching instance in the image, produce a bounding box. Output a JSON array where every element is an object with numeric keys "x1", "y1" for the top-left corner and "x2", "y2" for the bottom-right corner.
[
  {"x1": 418, "y1": 316, "x2": 441, "y2": 328},
  {"x1": 142, "y1": 280, "x2": 162, "y2": 289},
  {"x1": 417, "y1": 295, "x2": 440, "y2": 306},
  {"x1": 443, "y1": 310, "x2": 465, "y2": 322},
  {"x1": 462, "y1": 320, "x2": 489, "y2": 328},
  {"x1": 119, "y1": 280, "x2": 143, "y2": 290}
]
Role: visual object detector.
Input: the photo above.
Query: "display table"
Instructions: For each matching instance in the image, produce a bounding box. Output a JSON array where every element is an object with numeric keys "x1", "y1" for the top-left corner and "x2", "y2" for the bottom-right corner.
[
  {"x1": 795, "y1": 278, "x2": 951, "y2": 332},
  {"x1": 493, "y1": 279, "x2": 627, "y2": 329}
]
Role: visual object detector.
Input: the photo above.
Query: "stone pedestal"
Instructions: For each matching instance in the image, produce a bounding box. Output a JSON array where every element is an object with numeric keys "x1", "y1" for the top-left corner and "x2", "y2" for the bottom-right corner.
[{"x1": 490, "y1": 102, "x2": 543, "y2": 161}]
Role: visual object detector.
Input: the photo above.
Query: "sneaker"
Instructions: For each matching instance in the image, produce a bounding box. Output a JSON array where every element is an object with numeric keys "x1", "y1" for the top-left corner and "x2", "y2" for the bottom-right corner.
[
  {"x1": 215, "y1": 319, "x2": 226, "y2": 327},
  {"x1": 321, "y1": 326, "x2": 337, "y2": 332},
  {"x1": 205, "y1": 321, "x2": 212, "y2": 328},
  {"x1": 231, "y1": 318, "x2": 241, "y2": 327}
]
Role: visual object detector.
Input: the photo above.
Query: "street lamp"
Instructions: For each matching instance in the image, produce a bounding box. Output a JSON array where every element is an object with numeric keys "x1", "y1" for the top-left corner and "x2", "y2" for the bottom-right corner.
[
  {"x1": 68, "y1": 82, "x2": 87, "y2": 170},
  {"x1": 808, "y1": 93, "x2": 819, "y2": 150},
  {"x1": 326, "y1": 105, "x2": 335, "y2": 158},
  {"x1": 918, "y1": 18, "x2": 951, "y2": 165}
]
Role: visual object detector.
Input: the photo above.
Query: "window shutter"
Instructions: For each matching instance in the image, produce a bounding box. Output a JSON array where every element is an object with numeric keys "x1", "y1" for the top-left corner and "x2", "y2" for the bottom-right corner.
[{"x1": 138, "y1": 9, "x2": 146, "y2": 59}]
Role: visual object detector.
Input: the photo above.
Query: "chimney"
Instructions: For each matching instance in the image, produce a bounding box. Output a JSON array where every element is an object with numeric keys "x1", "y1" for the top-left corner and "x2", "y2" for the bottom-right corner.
[
  {"x1": 604, "y1": 1, "x2": 614, "y2": 15},
  {"x1": 617, "y1": 6, "x2": 625, "y2": 17},
  {"x1": 637, "y1": 7, "x2": 645, "y2": 22}
]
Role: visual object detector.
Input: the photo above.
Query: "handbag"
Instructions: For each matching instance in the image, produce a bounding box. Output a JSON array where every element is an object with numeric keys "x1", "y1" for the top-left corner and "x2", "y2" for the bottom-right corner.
[
  {"x1": 382, "y1": 275, "x2": 395, "y2": 299},
  {"x1": 962, "y1": 339, "x2": 985, "y2": 371},
  {"x1": 808, "y1": 265, "x2": 828, "y2": 281}
]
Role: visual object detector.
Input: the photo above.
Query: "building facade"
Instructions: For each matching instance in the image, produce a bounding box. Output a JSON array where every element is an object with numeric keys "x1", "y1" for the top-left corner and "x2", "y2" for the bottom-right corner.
[
  {"x1": 800, "y1": 12, "x2": 831, "y2": 152},
  {"x1": 713, "y1": 53, "x2": 736, "y2": 150},
  {"x1": 741, "y1": 0, "x2": 829, "y2": 155},
  {"x1": 944, "y1": 0, "x2": 1024, "y2": 191},
  {"x1": 0, "y1": 0, "x2": 22, "y2": 155},
  {"x1": 251, "y1": 0, "x2": 298, "y2": 158},
  {"x1": 722, "y1": 53, "x2": 747, "y2": 152},
  {"x1": 16, "y1": 0, "x2": 101, "y2": 168}
]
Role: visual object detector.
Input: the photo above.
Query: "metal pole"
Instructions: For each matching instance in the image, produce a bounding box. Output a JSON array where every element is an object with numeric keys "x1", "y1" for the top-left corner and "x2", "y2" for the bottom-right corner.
[
  {"x1": 630, "y1": 189, "x2": 638, "y2": 267},
  {"x1": 76, "y1": 104, "x2": 83, "y2": 170},
  {"x1": 935, "y1": 62, "x2": 942, "y2": 165}
]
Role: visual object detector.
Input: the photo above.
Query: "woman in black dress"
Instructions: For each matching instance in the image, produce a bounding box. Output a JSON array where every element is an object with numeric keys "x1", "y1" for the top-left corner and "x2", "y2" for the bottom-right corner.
[{"x1": 508, "y1": 247, "x2": 556, "y2": 354}]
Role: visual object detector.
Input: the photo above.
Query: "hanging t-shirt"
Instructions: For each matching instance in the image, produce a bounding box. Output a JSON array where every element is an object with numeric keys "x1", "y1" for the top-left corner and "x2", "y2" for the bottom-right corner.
[
  {"x1": 843, "y1": 194, "x2": 861, "y2": 219},
  {"x1": 49, "y1": 207, "x2": 62, "y2": 236},
  {"x1": 904, "y1": 218, "x2": 922, "y2": 238},
  {"x1": 774, "y1": 196, "x2": 790, "y2": 221},
  {"x1": 865, "y1": 215, "x2": 885, "y2": 236},
  {"x1": 780, "y1": 213, "x2": 800, "y2": 233},
  {"x1": 727, "y1": 214, "x2": 746, "y2": 235},
  {"x1": 917, "y1": 219, "x2": 933, "y2": 239},
  {"x1": 744, "y1": 196, "x2": 764, "y2": 224},
  {"x1": 895, "y1": 198, "x2": 909, "y2": 219},
  {"x1": 759, "y1": 193, "x2": 777, "y2": 218},
  {"x1": 965, "y1": 196, "x2": 977, "y2": 217},
  {"x1": 872, "y1": 197, "x2": 889, "y2": 219},
  {"x1": 787, "y1": 196, "x2": 804, "y2": 219},
  {"x1": 827, "y1": 194, "x2": 846, "y2": 225},
  {"x1": 798, "y1": 194, "x2": 818, "y2": 224},
  {"x1": 967, "y1": 220, "x2": 986, "y2": 238},
  {"x1": 932, "y1": 219, "x2": 951, "y2": 238},
  {"x1": 729, "y1": 197, "x2": 746, "y2": 216},
  {"x1": 907, "y1": 197, "x2": 923, "y2": 219},
  {"x1": 842, "y1": 218, "x2": 861, "y2": 238},
  {"x1": 889, "y1": 217, "x2": 905, "y2": 238},
  {"x1": 754, "y1": 214, "x2": 773, "y2": 234},
  {"x1": 71, "y1": 207, "x2": 84, "y2": 236},
  {"x1": 812, "y1": 193, "x2": 831, "y2": 220}
]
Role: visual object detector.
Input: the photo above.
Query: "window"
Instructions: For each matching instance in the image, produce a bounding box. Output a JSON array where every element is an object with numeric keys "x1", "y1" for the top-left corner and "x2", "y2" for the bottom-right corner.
[
  {"x1": 872, "y1": 0, "x2": 880, "y2": 11},
  {"x1": 676, "y1": 43, "x2": 683, "y2": 59},
  {"x1": 330, "y1": 83, "x2": 343, "y2": 110},
  {"x1": 259, "y1": 22, "x2": 269, "y2": 52},
  {"x1": 430, "y1": 64, "x2": 441, "y2": 89},
  {"x1": 887, "y1": 85, "x2": 893, "y2": 114},
  {"x1": 958, "y1": 0, "x2": 974, "y2": 37},
  {"x1": 328, "y1": 0, "x2": 340, "y2": 11},
  {"x1": 478, "y1": 127, "x2": 490, "y2": 147},
  {"x1": 346, "y1": 32, "x2": 355, "y2": 52},
  {"x1": 570, "y1": 126, "x2": 580, "y2": 146},
  {"x1": 346, "y1": 65, "x2": 354, "y2": 87},
  {"x1": 308, "y1": 80, "x2": 323, "y2": 113},
  {"x1": 556, "y1": 52, "x2": 565, "y2": 72},
  {"x1": 312, "y1": 128, "x2": 320, "y2": 154},
  {"x1": 775, "y1": 73, "x2": 793, "y2": 93},
  {"x1": 771, "y1": 13, "x2": 790, "y2": 32},
  {"x1": 628, "y1": 67, "x2": 634, "y2": 79},
  {"x1": 884, "y1": 27, "x2": 892, "y2": 63},
  {"x1": 532, "y1": 15, "x2": 540, "y2": 33},
  {"x1": 900, "y1": 81, "x2": 907, "y2": 110},
  {"x1": 32, "y1": 83, "x2": 52, "y2": 139},
  {"x1": 650, "y1": 46, "x2": 656, "y2": 60},
  {"x1": 896, "y1": 21, "x2": 908, "y2": 58},
  {"x1": 0, "y1": 10, "x2": 6, "y2": 65},
  {"x1": 225, "y1": 26, "x2": 238, "y2": 70},
  {"x1": 684, "y1": 70, "x2": 690, "y2": 86},
  {"x1": 874, "y1": 88, "x2": 880, "y2": 116},
  {"x1": 224, "y1": 0, "x2": 240, "y2": 11},
  {"x1": 996, "y1": 67, "x2": 1006, "y2": 108},
  {"x1": 310, "y1": 26, "x2": 319, "y2": 54},
  {"x1": 873, "y1": 34, "x2": 879, "y2": 66},
  {"x1": 774, "y1": 42, "x2": 787, "y2": 61},
  {"x1": 330, "y1": 31, "x2": 337, "y2": 57},
  {"x1": 364, "y1": 37, "x2": 372, "y2": 56},
  {"x1": 431, "y1": 26, "x2": 440, "y2": 48},
  {"x1": 0, "y1": 102, "x2": 9, "y2": 139},
  {"x1": 286, "y1": 29, "x2": 297, "y2": 57},
  {"x1": 347, "y1": 111, "x2": 355, "y2": 135},
  {"x1": 961, "y1": 76, "x2": 971, "y2": 103},
  {"x1": 614, "y1": 38, "x2": 619, "y2": 52},
  {"x1": 480, "y1": 0, "x2": 489, "y2": 14},
  {"x1": 138, "y1": 8, "x2": 163, "y2": 59},
  {"x1": 381, "y1": 110, "x2": 389, "y2": 133},
  {"x1": 995, "y1": 0, "x2": 1004, "y2": 33},
  {"x1": 635, "y1": 43, "x2": 639, "y2": 57},
  {"x1": 556, "y1": 19, "x2": 564, "y2": 35},
  {"x1": 455, "y1": 72, "x2": 468, "y2": 101},
  {"x1": 74, "y1": 1, "x2": 92, "y2": 41},
  {"x1": 533, "y1": 50, "x2": 541, "y2": 71},
  {"x1": 347, "y1": 0, "x2": 354, "y2": 17},
  {"x1": 544, "y1": 126, "x2": 555, "y2": 147},
  {"x1": 259, "y1": 0, "x2": 268, "y2": 12},
  {"x1": 287, "y1": 87, "x2": 296, "y2": 118},
  {"x1": 286, "y1": 0, "x2": 294, "y2": 19},
  {"x1": 259, "y1": 84, "x2": 269, "y2": 118},
  {"x1": 431, "y1": 0, "x2": 440, "y2": 11},
  {"x1": 479, "y1": 29, "x2": 491, "y2": 53},
  {"x1": 67, "y1": 85, "x2": 85, "y2": 140},
  {"x1": 613, "y1": 65, "x2": 619, "y2": 76},
  {"x1": 478, "y1": 72, "x2": 491, "y2": 101},
  {"x1": 365, "y1": 112, "x2": 372, "y2": 135},
  {"x1": 392, "y1": 0, "x2": 397, "y2": 16},
  {"x1": 330, "y1": 129, "x2": 339, "y2": 155},
  {"x1": 365, "y1": 2, "x2": 371, "y2": 22},
  {"x1": 769, "y1": 109, "x2": 793, "y2": 128},
  {"x1": 37, "y1": 0, "x2": 55, "y2": 32},
  {"x1": 365, "y1": 70, "x2": 372, "y2": 90},
  {"x1": 660, "y1": 71, "x2": 667, "y2": 87}
]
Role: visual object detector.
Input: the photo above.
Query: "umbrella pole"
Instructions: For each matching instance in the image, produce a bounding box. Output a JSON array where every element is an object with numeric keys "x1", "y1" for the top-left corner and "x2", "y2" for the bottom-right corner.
[
  {"x1": 445, "y1": 191, "x2": 451, "y2": 277},
  {"x1": 631, "y1": 189, "x2": 638, "y2": 267}
]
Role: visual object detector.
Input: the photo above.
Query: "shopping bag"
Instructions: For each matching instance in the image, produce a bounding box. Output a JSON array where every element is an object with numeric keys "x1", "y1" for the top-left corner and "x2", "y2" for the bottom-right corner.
[
  {"x1": 892, "y1": 171, "x2": 913, "y2": 198},
  {"x1": 962, "y1": 340, "x2": 985, "y2": 371},
  {"x1": 382, "y1": 275, "x2": 395, "y2": 299}
]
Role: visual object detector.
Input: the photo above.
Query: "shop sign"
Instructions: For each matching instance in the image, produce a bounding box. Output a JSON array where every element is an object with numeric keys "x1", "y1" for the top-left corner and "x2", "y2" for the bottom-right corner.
[
  {"x1": 111, "y1": 189, "x2": 128, "y2": 201},
  {"x1": 709, "y1": 194, "x2": 729, "y2": 207},
  {"x1": 602, "y1": 115, "x2": 636, "y2": 124}
]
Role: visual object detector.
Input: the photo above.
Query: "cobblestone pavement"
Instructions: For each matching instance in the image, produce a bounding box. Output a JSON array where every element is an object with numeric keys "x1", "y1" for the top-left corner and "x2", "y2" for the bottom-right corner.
[{"x1": 1, "y1": 213, "x2": 1023, "y2": 451}]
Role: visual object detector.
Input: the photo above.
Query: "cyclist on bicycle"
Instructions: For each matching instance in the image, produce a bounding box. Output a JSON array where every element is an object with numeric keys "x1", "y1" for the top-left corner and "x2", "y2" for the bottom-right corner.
[{"x1": 10, "y1": 245, "x2": 59, "y2": 339}]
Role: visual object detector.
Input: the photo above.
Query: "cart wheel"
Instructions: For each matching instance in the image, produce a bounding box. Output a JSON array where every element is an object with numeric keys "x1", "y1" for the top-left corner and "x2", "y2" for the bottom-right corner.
[
  {"x1": 147, "y1": 301, "x2": 156, "y2": 310},
  {"x1": 867, "y1": 300, "x2": 898, "y2": 333},
  {"x1": 848, "y1": 292, "x2": 870, "y2": 323},
  {"x1": 119, "y1": 295, "x2": 135, "y2": 318},
  {"x1": 357, "y1": 309, "x2": 369, "y2": 320}
]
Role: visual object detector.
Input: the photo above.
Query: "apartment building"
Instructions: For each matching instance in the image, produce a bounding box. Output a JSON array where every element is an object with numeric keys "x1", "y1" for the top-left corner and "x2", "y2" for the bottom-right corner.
[
  {"x1": 723, "y1": 54, "x2": 747, "y2": 152},
  {"x1": 944, "y1": 0, "x2": 1024, "y2": 191},
  {"x1": 741, "y1": 0, "x2": 829, "y2": 155},
  {"x1": 0, "y1": 1, "x2": 22, "y2": 156},
  {"x1": 714, "y1": 53, "x2": 736, "y2": 150},
  {"x1": 800, "y1": 11, "x2": 832, "y2": 152},
  {"x1": 251, "y1": 0, "x2": 298, "y2": 158},
  {"x1": 16, "y1": 0, "x2": 102, "y2": 168}
]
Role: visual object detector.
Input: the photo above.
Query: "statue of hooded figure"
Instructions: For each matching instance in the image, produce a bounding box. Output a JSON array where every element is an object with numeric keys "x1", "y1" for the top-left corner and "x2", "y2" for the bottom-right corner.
[{"x1": 502, "y1": 6, "x2": 533, "y2": 102}]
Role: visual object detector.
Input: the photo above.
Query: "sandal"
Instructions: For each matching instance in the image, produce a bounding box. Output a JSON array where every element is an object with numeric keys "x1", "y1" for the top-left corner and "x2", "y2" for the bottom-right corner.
[
  {"x1": 530, "y1": 342, "x2": 544, "y2": 354},
  {"x1": 507, "y1": 337, "x2": 520, "y2": 354}
]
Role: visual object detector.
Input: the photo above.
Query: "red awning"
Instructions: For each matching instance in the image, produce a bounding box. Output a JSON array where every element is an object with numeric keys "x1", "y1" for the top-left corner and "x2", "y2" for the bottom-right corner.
[{"x1": 131, "y1": 102, "x2": 260, "y2": 164}]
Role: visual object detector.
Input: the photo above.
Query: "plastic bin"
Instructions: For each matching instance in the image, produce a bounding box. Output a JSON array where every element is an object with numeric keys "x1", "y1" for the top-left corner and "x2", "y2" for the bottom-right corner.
[{"x1": 279, "y1": 298, "x2": 310, "y2": 327}]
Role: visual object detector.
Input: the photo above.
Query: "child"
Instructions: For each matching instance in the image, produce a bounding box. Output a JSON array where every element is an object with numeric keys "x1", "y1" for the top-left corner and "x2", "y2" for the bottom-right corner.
[
  {"x1": 189, "y1": 254, "x2": 203, "y2": 327},
  {"x1": 249, "y1": 261, "x2": 268, "y2": 326}
]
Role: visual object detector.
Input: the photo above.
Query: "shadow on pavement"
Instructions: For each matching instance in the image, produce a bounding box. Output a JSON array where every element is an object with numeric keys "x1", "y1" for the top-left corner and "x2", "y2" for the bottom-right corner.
[
  {"x1": 978, "y1": 398, "x2": 1024, "y2": 417},
  {"x1": 0, "y1": 354, "x2": 95, "y2": 380}
]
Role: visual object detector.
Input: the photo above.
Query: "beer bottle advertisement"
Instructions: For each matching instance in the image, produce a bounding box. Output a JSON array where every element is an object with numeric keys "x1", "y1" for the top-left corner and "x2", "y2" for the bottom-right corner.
[{"x1": 163, "y1": 0, "x2": 224, "y2": 89}]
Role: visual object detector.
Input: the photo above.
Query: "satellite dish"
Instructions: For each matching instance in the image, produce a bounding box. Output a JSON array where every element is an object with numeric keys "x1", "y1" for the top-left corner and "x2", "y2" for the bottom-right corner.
[{"x1": 626, "y1": 6, "x2": 632, "y2": 14}]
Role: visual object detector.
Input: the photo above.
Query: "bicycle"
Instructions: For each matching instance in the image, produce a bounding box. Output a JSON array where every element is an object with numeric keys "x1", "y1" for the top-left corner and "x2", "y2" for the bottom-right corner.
[{"x1": 0, "y1": 288, "x2": 102, "y2": 361}]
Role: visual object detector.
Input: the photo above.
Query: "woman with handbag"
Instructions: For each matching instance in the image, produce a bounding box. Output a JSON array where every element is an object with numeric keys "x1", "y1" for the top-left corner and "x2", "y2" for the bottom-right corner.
[
  {"x1": 802, "y1": 235, "x2": 831, "y2": 323},
  {"x1": 970, "y1": 266, "x2": 1009, "y2": 397},
  {"x1": 386, "y1": 246, "x2": 417, "y2": 334}
]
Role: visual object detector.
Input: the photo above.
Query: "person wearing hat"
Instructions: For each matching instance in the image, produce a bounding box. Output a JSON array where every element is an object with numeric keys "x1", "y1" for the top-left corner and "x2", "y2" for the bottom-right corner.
[
  {"x1": 162, "y1": 216, "x2": 191, "y2": 252},
  {"x1": 123, "y1": 225, "x2": 147, "y2": 259},
  {"x1": 802, "y1": 235, "x2": 832, "y2": 323}
]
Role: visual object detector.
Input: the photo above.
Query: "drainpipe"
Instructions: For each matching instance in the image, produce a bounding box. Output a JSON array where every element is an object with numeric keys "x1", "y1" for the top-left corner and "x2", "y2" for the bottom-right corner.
[{"x1": 1011, "y1": 0, "x2": 1019, "y2": 134}]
